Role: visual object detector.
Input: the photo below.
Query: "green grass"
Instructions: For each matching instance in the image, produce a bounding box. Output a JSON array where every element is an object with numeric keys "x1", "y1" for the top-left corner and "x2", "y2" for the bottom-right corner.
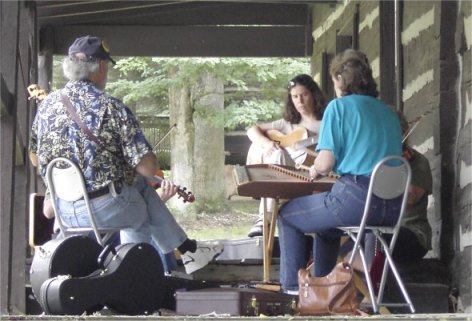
[{"x1": 176, "y1": 196, "x2": 260, "y2": 240}]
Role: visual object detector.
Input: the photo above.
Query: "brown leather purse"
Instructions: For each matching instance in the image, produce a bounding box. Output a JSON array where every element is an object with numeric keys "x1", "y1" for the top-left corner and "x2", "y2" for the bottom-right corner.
[{"x1": 297, "y1": 261, "x2": 360, "y2": 315}]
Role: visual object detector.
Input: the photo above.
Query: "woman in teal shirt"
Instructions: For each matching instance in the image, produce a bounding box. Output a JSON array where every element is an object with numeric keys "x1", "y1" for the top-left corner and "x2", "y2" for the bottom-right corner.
[{"x1": 277, "y1": 49, "x2": 403, "y2": 293}]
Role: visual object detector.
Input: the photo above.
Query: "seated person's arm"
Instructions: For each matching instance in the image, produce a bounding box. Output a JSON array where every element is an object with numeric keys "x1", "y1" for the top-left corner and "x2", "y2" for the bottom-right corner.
[
  {"x1": 407, "y1": 184, "x2": 426, "y2": 207},
  {"x1": 43, "y1": 199, "x2": 55, "y2": 219},
  {"x1": 247, "y1": 124, "x2": 279, "y2": 153},
  {"x1": 29, "y1": 152, "x2": 39, "y2": 167},
  {"x1": 310, "y1": 149, "x2": 335, "y2": 178},
  {"x1": 135, "y1": 152, "x2": 158, "y2": 178},
  {"x1": 157, "y1": 179, "x2": 178, "y2": 203},
  {"x1": 42, "y1": 191, "x2": 55, "y2": 219}
]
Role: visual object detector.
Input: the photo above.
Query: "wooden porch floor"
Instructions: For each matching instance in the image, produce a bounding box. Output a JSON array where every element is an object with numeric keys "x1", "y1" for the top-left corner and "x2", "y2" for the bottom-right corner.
[{"x1": 2, "y1": 313, "x2": 471, "y2": 321}]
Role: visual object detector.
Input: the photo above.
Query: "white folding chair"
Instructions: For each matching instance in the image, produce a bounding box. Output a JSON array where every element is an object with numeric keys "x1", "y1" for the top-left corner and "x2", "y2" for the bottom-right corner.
[
  {"x1": 339, "y1": 155, "x2": 415, "y2": 313},
  {"x1": 45, "y1": 157, "x2": 118, "y2": 247}
]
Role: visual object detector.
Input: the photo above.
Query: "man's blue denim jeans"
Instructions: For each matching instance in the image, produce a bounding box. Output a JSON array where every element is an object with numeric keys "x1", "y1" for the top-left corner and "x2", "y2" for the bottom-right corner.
[
  {"x1": 277, "y1": 175, "x2": 401, "y2": 291},
  {"x1": 56, "y1": 175, "x2": 187, "y2": 254}
]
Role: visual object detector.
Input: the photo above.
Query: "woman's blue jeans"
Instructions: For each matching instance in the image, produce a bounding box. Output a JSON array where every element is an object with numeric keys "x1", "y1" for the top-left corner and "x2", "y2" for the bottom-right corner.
[
  {"x1": 277, "y1": 175, "x2": 401, "y2": 291},
  {"x1": 56, "y1": 175, "x2": 188, "y2": 254}
]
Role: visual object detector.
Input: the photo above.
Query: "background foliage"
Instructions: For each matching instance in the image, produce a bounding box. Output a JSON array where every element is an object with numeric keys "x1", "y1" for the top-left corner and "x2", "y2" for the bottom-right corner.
[
  {"x1": 53, "y1": 57, "x2": 310, "y2": 130},
  {"x1": 108, "y1": 57, "x2": 310, "y2": 130}
]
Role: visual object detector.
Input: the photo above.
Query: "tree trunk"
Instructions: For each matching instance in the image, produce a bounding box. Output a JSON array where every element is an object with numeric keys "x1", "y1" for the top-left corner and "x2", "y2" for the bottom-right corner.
[{"x1": 168, "y1": 71, "x2": 225, "y2": 217}]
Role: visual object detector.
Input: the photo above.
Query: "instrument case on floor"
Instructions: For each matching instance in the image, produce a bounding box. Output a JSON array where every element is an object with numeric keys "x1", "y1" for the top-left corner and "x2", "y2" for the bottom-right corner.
[
  {"x1": 215, "y1": 237, "x2": 279, "y2": 263},
  {"x1": 175, "y1": 287, "x2": 297, "y2": 316},
  {"x1": 30, "y1": 235, "x2": 103, "y2": 300},
  {"x1": 160, "y1": 276, "x2": 221, "y2": 311},
  {"x1": 38, "y1": 242, "x2": 165, "y2": 315}
]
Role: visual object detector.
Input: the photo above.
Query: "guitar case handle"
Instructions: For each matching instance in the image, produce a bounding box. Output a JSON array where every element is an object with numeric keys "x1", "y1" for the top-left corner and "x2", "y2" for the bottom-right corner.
[{"x1": 97, "y1": 244, "x2": 117, "y2": 269}]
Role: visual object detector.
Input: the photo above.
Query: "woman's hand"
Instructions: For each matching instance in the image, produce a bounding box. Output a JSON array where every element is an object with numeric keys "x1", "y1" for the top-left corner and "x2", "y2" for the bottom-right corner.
[
  {"x1": 247, "y1": 124, "x2": 280, "y2": 157},
  {"x1": 157, "y1": 179, "x2": 178, "y2": 203},
  {"x1": 262, "y1": 140, "x2": 281, "y2": 157},
  {"x1": 309, "y1": 164, "x2": 321, "y2": 180}
]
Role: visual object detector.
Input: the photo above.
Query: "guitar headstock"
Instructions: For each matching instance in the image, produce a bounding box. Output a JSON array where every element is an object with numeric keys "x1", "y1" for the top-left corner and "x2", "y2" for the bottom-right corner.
[{"x1": 27, "y1": 84, "x2": 48, "y2": 103}]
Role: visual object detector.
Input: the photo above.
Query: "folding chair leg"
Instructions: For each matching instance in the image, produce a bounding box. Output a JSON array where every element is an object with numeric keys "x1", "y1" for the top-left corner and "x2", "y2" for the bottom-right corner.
[
  {"x1": 358, "y1": 247, "x2": 379, "y2": 313},
  {"x1": 352, "y1": 272, "x2": 391, "y2": 315},
  {"x1": 376, "y1": 235, "x2": 416, "y2": 313},
  {"x1": 345, "y1": 232, "x2": 379, "y2": 313}
]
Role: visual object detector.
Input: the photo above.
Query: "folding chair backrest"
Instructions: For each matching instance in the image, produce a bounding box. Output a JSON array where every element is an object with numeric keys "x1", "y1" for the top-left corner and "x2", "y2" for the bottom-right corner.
[
  {"x1": 371, "y1": 157, "x2": 411, "y2": 200},
  {"x1": 45, "y1": 157, "x2": 108, "y2": 246},
  {"x1": 359, "y1": 156, "x2": 411, "y2": 232},
  {"x1": 49, "y1": 160, "x2": 87, "y2": 202}
]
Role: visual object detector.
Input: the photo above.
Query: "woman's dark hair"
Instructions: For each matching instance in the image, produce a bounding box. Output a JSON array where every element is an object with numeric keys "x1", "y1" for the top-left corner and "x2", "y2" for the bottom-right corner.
[
  {"x1": 284, "y1": 74, "x2": 326, "y2": 123},
  {"x1": 329, "y1": 49, "x2": 379, "y2": 98}
]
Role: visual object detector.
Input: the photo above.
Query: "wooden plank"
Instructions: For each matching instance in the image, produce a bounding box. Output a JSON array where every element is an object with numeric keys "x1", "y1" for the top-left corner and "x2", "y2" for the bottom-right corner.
[
  {"x1": 49, "y1": 25, "x2": 311, "y2": 57},
  {"x1": 379, "y1": 0, "x2": 396, "y2": 107},
  {"x1": 0, "y1": 117, "x2": 16, "y2": 315},
  {"x1": 0, "y1": 0, "x2": 19, "y2": 314},
  {"x1": 8, "y1": 1, "x2": 34, "y2": 314},
  {"x1": 1, "y1": 75, "x2": 14, "y2": 116},
  {"x1": 38, "y1": 27, "x2": 54, "y2": 92},
  {"x1": 37, "y1": 2, "x2": 310, "y2": 27}
]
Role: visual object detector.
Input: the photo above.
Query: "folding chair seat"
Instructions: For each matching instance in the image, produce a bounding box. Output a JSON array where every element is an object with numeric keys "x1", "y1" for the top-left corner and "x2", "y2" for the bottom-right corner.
[
  {"x1": 45, "y1": 157, "x2": 119, "y2": 246},
  {"x1": 339, "y1": 155, "x2": 415, "y2": 313}
]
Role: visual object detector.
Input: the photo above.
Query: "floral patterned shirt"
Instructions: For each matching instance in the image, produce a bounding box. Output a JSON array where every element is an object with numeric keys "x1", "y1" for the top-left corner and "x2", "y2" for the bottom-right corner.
[{"x1": 29, "y1": 80, "x2": 152, "y2": 192}]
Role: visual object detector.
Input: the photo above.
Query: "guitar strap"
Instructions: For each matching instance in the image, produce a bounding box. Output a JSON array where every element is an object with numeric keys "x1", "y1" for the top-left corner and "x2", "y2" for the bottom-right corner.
[
  {"x1": 60, "y1": 91, "x2": 103, "y2": 148},
  {"x1": 59, "y1": 91, "x2": 121, "y2": 196}
]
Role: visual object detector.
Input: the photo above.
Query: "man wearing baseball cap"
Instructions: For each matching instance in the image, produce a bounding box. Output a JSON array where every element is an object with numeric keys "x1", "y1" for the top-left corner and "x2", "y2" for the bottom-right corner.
[
  {"x1": 68, "y1": 35, "x2": 116, "y2": 65},
  {"x1": 29, "y1": 35, "x2": 223, "y2": 276}
]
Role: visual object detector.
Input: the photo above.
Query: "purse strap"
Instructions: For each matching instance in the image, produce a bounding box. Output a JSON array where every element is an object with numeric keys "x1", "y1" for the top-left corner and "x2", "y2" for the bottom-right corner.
[
  {"x1": 60, "y1": 91, "x2": 102, "y2": 148},
  {"x1": 327, "y1": 262, "x2": 355, "y2": 314}
]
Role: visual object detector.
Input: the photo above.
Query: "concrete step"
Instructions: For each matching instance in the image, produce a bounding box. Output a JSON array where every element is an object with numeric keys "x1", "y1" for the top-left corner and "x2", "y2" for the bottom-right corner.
[{"x1": 384, "y1": 282, "x2": 450, "y2": 313}]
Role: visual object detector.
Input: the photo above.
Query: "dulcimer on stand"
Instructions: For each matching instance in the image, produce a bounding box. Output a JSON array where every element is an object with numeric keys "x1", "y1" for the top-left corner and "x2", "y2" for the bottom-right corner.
[
  {"x1": 233, "y1": 164, "x2": 336, "y2": 283},
  {"x1": 232, "y1": 164, "x2": 336, "y2": 200}
]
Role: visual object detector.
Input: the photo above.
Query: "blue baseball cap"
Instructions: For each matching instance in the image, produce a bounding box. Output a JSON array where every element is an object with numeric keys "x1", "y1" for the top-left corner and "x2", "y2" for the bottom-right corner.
[{"x1": 68, "y1": 35, "x2": 116, "y2": 65}]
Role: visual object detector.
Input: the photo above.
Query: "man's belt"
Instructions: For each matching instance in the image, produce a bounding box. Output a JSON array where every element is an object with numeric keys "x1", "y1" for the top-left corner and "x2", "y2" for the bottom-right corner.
[
  {"x1": 88, "y1": 186, "x2": 111, "y2": 199},
  {"x1": 87, "y1": 181, "x2": 122, "y2": 199}
]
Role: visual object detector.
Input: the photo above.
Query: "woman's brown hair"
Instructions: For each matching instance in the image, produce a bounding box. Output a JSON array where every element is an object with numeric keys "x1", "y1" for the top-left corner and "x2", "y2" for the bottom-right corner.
[{"x1": 329, "y1": 49, "x2": 379, "y2": 98}]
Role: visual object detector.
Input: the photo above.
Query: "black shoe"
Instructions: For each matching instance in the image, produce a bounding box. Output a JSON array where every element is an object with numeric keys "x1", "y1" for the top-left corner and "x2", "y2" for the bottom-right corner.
[{"x1": 247, "y1": 224, "x2": 263, "y2": 238}]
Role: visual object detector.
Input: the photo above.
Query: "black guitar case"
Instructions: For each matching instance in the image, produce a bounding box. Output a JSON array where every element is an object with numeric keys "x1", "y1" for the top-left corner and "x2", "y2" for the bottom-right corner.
[
  {"x1": 39, "y1": 242, "x2": 165, "y2": 315},
  {"x1": 30, "y1": 235, "x2": 103, "y2": 301}
]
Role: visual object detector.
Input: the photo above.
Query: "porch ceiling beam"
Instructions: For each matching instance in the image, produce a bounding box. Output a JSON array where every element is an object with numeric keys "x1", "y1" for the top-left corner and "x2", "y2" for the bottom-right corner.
[
  {"x1": 48, "y1": 25, "x2": 312, "y2": 57},
  {"x1": 37, "y1": 2, "x2": 310, "y2": 27}
]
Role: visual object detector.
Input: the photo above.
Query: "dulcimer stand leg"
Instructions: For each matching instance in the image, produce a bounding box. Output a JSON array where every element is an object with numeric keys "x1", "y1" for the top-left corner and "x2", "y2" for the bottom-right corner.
[{"x1": 262, "y1": 197, "x2": 280, "y2": 283}]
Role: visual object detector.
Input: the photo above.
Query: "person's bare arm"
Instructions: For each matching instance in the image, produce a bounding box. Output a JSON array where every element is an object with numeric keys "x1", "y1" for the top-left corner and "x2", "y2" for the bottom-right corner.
[
  {"x1": 135, "y1": 152, "x2": 158, "y2": 178},
  {"x1": 407, "y1": 184, "x2": 426, "y2": 207},
  {"x1": 310, "y1": 149, "x2": 335, "y2": 179},
  {"x1": 29, "y1": 152, "x2": 39, "y2": 167},
  {"x1": 42, "y1": 198, "x2": 55, "y2": 219},
  {"x1": 247, "y1": 123, "x2": 279, "y2": 153}
]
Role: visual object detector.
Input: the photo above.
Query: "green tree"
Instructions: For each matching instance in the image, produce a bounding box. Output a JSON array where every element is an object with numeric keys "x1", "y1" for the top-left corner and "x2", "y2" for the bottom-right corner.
[{"x1": 106, "y1": 57, "x2": 310, "y2": 130}]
